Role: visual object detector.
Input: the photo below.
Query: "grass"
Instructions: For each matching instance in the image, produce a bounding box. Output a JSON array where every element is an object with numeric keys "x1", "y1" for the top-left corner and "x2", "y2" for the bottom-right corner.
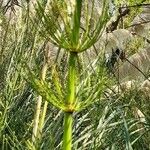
[{"x1": 0, "y1": 0, "x2": 150, "y2": 150}]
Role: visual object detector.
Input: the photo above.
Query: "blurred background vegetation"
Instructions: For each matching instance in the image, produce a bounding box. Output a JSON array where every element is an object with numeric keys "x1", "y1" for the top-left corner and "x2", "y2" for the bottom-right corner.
[{"x1": 0, "y1": 0, "x2": 150, "y2": 149}]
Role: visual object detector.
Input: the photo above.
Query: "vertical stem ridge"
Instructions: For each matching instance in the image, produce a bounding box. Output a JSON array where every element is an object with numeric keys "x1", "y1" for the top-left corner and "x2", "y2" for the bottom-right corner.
[
  {"x1": 39, "y1": 101, "x2": 48, "y2": 135},
  {"x1": 67, "y1": 52, "x2": 77, "y2": 104},
  {"x1": 32, "y1": 62, "x2": 48, "y2": 143},
  {"x1": 72, "y1": 0, "x2": 82, "y2": 47},
  {"x1": 63, "y1": 52, "x2": 77, "y2": 150},
  {"x1": 63, "y1": 112, "x2": 73, "y2": 150}
]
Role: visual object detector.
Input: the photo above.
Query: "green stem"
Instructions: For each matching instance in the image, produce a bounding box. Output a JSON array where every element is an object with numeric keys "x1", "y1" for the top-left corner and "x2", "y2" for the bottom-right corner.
[
  {"x1": 32, "y1": 62, "x2": 48, "y2": 143},
  {"x1": 62, "y1": 52, "x2": 77, "y2": 150},
  {"x1": 67, "y1": 52, "x2": 77, "y2": 104},
  {"x1": 72, "y1": 0, "x2": 82, "y2": 47},
  {"x1": 38, "y1": 101, "x2": 48, "y2": 138},
  {"x1": 63, "y1": 112, "x2": 73, "y2": 150}
]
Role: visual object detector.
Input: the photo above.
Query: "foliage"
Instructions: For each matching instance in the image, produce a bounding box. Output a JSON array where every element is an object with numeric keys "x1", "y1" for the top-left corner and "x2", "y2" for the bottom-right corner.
[{"x1": 0, "y1": 0, "x2": 150, "y2": 150}]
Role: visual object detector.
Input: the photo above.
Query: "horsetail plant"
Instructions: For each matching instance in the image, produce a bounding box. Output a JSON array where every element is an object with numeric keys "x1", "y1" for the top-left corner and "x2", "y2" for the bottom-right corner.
[
  {"x1": 32, "y1": 48, "x2": 49, "y2": 144},
  {"x1": 26, "y1": 0, "x2": 110, "y2": 149}
]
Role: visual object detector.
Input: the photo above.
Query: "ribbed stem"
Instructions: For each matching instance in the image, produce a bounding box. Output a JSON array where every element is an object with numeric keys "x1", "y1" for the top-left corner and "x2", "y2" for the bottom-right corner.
[
  {"x1": 66, "y1": 52, "x2": 77, "y2": 104},
  {"x1": 32, "y1": 96, "x2": 42, "y2": 143},
  {"x1": 72, "y1": 0, "x2": 82, "y2": 47},
  {"x1": 62, "y1": 52, "x2": 77, "y2": 150},
  {"x1": 32, "y1": 62, "x2": 48, "y2": 143},
  {"x1": 63, "y1": 112, "x2": 73, "y2": 150},
  {"x1": 39, "y1": 101, "x2": 48, "y2": 135}
]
